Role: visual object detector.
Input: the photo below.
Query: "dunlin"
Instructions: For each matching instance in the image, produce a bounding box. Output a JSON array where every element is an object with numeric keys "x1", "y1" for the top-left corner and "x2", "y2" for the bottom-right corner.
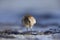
[{"x1": 22, "y1": 14, "x2": 36, "y2": 31}]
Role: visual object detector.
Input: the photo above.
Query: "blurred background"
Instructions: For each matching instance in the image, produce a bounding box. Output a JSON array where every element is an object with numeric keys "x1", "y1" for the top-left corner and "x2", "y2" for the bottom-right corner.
[
  {"x1": 0, "y1": 0, "x2": 60, "y2": 32},
  {"x1": 0, "y1": 0, "x2": 60, "y2": 40}
]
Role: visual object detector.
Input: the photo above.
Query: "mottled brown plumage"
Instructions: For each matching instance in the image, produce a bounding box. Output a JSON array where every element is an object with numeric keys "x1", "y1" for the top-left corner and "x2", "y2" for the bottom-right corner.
[{"x1": 22, "y1": 15, "x2": 36, "y2": 31}]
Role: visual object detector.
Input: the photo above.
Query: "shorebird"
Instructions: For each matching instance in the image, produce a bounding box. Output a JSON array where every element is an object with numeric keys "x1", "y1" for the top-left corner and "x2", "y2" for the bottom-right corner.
[{"x1": 22, "y1": 14, "x2": 36, "y2": 31}]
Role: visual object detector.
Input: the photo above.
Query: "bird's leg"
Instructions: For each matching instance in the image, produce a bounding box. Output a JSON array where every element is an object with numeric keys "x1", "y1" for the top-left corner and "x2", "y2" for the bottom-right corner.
[
  {"x1": 26, "y1": 27, "x2": 29, "y2": 32},
  {"x1": 30, "y1": 27, "x2": 32, "y2": 32},
  {"x1": 30, "y1": 27, "x2": 32, "y2": 34}
]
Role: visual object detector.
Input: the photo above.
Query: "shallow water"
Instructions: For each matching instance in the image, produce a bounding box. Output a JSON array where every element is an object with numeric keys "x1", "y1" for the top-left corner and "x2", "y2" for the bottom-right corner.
[
  {"x1": 0, "y1": 25, "x2": 60, "y2": 40},
  {"x1": 0, "y1": 34, "x2": 60, "y2": 40}
]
